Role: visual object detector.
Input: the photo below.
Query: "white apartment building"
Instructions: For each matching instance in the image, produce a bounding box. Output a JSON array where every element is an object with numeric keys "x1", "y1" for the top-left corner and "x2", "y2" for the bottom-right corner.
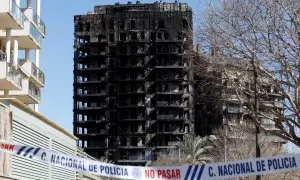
[{"x1": 0, "y1": 0, "x2": 87, "y2": 179}]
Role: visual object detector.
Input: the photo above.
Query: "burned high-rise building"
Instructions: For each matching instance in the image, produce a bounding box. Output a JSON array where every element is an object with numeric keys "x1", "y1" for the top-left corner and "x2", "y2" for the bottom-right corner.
[{"x1": 73, "y1": 2, "x2": 193, "y2": 165}]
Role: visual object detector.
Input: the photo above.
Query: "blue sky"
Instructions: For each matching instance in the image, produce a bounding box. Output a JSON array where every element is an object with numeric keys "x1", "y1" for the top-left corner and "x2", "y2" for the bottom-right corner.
[{"x1": 38, "y1": 0, "x2": 205, "y2": 133}]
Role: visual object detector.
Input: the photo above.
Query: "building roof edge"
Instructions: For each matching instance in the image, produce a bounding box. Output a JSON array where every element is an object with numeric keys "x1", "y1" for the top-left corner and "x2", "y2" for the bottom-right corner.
[{"x1": 0, "y1": 98, "x2": 78, "y2": 140}]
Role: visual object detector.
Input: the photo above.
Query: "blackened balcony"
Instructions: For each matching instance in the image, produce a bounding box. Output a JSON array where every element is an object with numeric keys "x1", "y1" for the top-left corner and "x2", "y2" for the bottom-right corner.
[
  {"x1": 156, "y1": 131, "x2": 185, "y2": 135},
  {"x1": 156, "y1": 90, "x2": 183, "y2": 95},
  {"x1": 75, "y1": 64, "x2": 108, "y2": 72},
  {"x1": 76, "y1": 129, "x2": 109, "y2": 139},
  {"x1": 76, "y1": 89, "x2": 107, "y2": 97},
  {"x1": 74, "y1": 118, "x2": 107, "y2": 126},
  {"x1": 117, "y1": 74, "x2": 145, "y2": 82},
  {"x1": 119, "y1": 131, "x2": 146, "y2": 136},
  {"x1": 75, "y1": 76, "x2": 107, "y2": 84},
  {"x1": 119, "y1": 117, "x2": 145, "y2": 121},
  {"x1": 118, "y1": 89, "x2": 145, "y2": 95},
  {"x1": 118, "y1": 146, "x2": 147, "y2": 150},
  {"x1": 157, "y1": 115, "x2": 184, "y2": 121},
  {"x1": 117, "y1": 63, "x2": 145, "y2": 69},
  {"x1": 76, "y1": 104, "x2": 107, "y2": 111},
  {"x1": 156, "y1": 101, "x2": 183, "y2": 108},
  {"x1": 84, "y1": 143, "x2": 108, "y2": 150},
  {"x1": 118, "y1": 101, "x2": 145, "y2": 108}
]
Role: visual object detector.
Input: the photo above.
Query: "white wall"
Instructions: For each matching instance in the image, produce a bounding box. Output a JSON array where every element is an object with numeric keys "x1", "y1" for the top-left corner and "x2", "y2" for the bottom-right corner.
[{"x1": 8, "y1": 101, "x2": 77, "y2": 180}]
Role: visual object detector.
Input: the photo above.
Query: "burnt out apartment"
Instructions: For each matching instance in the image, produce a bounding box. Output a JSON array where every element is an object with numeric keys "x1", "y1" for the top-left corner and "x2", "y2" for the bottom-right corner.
[{"x1": 73, "y1": 2, "x2": 193, "y2": 165}]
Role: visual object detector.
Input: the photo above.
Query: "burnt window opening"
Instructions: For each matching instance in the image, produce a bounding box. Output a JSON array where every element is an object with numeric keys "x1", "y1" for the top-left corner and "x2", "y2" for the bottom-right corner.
[
  {"x1": 157, "y1": 32, "x2": 162, "y2": 39},
  {"x1": 101, "y1": 21, "x2": 106, "y2": 30},
  {"x1": 120, "y1": 45, "x2": 127, "y2": 54},
  {"x1": 131, "y1": 137, "x2": 138, "y2": 146},
  {"x1": 120, "y1": 21, "x2": 125, "y2": 30},
  {"x1": 140, "y1": 32, "x2": 145, "y2": 40},
  {"x1": 77, "y1": 23, "x2": 83, "y2": 32},
  {"x1": 109, "y1": 33, "x2": 115, "y2": 42},
  {"x1": 78, "y1": 36, "x2": 90, "y2": 44},
  {"x1": 109, "y1": 20, "x2": 115, "y2": 30},
  {"x1": 150, "y1": 32, "x2": 156, "y2": 41},
  {"x1": 130, "y1": 44, "x2": 137, "y2": 54},
  {"x1": 149, "y1": 20, "x2": 155, "y2": 29},
  {"x1": 139, "y1": 44, "x2": 146, "y2": 53},
  {"x1": 120, "y1": 33, "x2": 126, "y2": 41},
  {"x1": 98, "y1": 46, "x2": 106, "y2": 55},
  {"x1": 149, "y1": 45, "x2": 156, "y2": 53},
  {"x1": 85, "y1": 22, "x2": 90, "y2": 31},
  {"x1": 182, "y1": 19, "x2": 188, "y2": 29},
  {"x1": 119, "y1": 58, "x2": 128, "y2": 67},
  {"x1": 131, "y1": 32, "x2": 137, "y2": 41},
  {"x1": 130, "y1": 20, "x2": 136, "y2": 29},
  {"x1": 164, "y1": 32, "x2": 169, "y2": 40},
  {"x1": 98, "y1": 35, "x2": 106, "y2": 42},
  {"x1": 158, "y1": 20, "x2": 165, "y2": 29},
  {"x1": 177, "y1": 45, "x2": 183, "y2": 53},
  {"x1": 178, "y1": 32, "x2": 183, "y2": 40},
  {"x1": 109, "y1": 47, "x2": 116, "y2": 55},
  {"x1": 120, "y1": 137, "x2": 127, "y2": 146},
  {"x1": 141, "y1": 20, "x2": 146, "y2": 29}
]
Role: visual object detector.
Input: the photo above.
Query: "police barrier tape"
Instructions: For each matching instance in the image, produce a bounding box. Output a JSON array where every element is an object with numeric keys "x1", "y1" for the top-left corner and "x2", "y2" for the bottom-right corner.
[{"x1": 0, "y1": 141, "x2": 299, "y2": 179}]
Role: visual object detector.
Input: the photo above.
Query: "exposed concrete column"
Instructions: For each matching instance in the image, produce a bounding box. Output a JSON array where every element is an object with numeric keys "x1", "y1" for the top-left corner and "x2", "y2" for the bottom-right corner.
[
  {"x1": 26, "y1": 0, "x2": 32, "y2": 8},
  {"x1": 34, "y1": 104, "x2": 39, "y2": 112},
  {"x1": 4, "y1": 91, "x2": 9, "y2": 98},
  {"x1": 138, "y1": 138, "x2": 143, "y2": 146},
  {"x1": 13, "y1": 40, "x2": 18, "y2": 68},
  {"x1": 25, "y1": 49, "x2": 30, "y2": 61},
  {"x1": 127, "y1": 137, "x2": 130, "y2": 146},
  {"x1": 5, "y1": 29, "x2": 11, "y2": 63},
  {"x1": 35, "y1": 49, "x2": 40, "y2": 67}
]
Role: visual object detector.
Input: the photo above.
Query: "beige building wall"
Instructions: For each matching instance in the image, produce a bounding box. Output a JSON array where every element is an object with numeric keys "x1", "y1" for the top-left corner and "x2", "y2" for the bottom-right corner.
[{"x1": 0, "y1": 103, "x2": 12, "y2": 178}]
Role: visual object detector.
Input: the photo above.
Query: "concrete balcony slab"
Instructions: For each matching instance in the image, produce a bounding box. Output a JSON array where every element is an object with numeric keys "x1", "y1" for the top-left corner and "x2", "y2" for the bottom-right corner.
[
  {"x1": 0, "y1": 58, "x2": 22, "y2": 90},
  {"x1": 0, "y1": 0, "x2": 25, "y2": 29}
]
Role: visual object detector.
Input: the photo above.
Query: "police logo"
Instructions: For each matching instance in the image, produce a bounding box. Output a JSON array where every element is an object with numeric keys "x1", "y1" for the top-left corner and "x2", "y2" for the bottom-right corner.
[{"x1": 132, "y1": 168, "x2": 142, "y2": 178}]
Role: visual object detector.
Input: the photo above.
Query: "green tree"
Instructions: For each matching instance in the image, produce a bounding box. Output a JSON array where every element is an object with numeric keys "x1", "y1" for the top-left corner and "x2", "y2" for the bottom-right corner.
[{"x1": 179, "y1": 134, "x2": 217, "y2": 164}]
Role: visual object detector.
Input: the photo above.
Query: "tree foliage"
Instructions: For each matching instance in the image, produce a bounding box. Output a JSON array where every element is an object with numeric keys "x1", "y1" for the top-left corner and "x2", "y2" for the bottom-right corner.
[
  {"x1": 196, "y1": 0, "x2": 300, "y2": 147},
  {"x1": 179, "y1": 134, "x2": 217, "y2": 164}
]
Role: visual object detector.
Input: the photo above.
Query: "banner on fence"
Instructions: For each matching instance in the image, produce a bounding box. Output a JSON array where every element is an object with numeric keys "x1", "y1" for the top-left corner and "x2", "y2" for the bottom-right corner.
[{"x1": 0, "y1": 141, "x2": 299, "y2": 179}]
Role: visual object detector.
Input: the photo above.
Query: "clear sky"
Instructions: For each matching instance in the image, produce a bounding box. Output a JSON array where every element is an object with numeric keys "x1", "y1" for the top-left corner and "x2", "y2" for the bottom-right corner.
[{"x1": 38, "y1": 0, "x2": 205, "y2": 133}]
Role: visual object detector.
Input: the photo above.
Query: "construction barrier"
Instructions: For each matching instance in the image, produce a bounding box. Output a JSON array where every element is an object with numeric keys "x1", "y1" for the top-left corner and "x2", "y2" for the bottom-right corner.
[{"x1": 0, "y1": 141, "x2": 299, "y2": 179}]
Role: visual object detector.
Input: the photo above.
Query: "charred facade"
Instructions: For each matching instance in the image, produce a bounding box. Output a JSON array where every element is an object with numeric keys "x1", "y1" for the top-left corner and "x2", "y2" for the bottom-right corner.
[
  {"x1": 73, "y1": 2, "x2": 193, "y2": 165},
  {"x1": 194, "y1": 56, "x2": 285, "y2": 145}
]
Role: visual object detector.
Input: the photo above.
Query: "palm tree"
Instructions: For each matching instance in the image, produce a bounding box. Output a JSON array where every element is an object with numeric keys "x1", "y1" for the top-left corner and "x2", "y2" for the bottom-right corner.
[{"x1": 179, "y1": 134, "x2": 217, "y2": 164}]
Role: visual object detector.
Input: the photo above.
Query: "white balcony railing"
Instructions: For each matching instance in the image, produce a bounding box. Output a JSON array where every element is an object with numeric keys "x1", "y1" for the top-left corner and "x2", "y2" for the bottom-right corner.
[
  {"x1": 29, "y1": 82, "x2": 41, "y2": 101},
  {"x1": 0, "y1": 51, "x2": 22, "y2": 89},
  {"x1": 7, "y1": 62, "x2": 22, "y2": 88},
  {"x1": 19, "y1": 59, "x2": 44, "y2": 86},
  {"x1": 8, "y1": 0, "x2": 25, "y2": 28},
  {"x1": 32, "y1": 9, "x2": 46, "y2": 35},
  {"x1": 31, "y1": 62, "x2": 45, "y2": 85},
  {"x1": 30, "y1": 22, "x2": 42, "y2": 47}
]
